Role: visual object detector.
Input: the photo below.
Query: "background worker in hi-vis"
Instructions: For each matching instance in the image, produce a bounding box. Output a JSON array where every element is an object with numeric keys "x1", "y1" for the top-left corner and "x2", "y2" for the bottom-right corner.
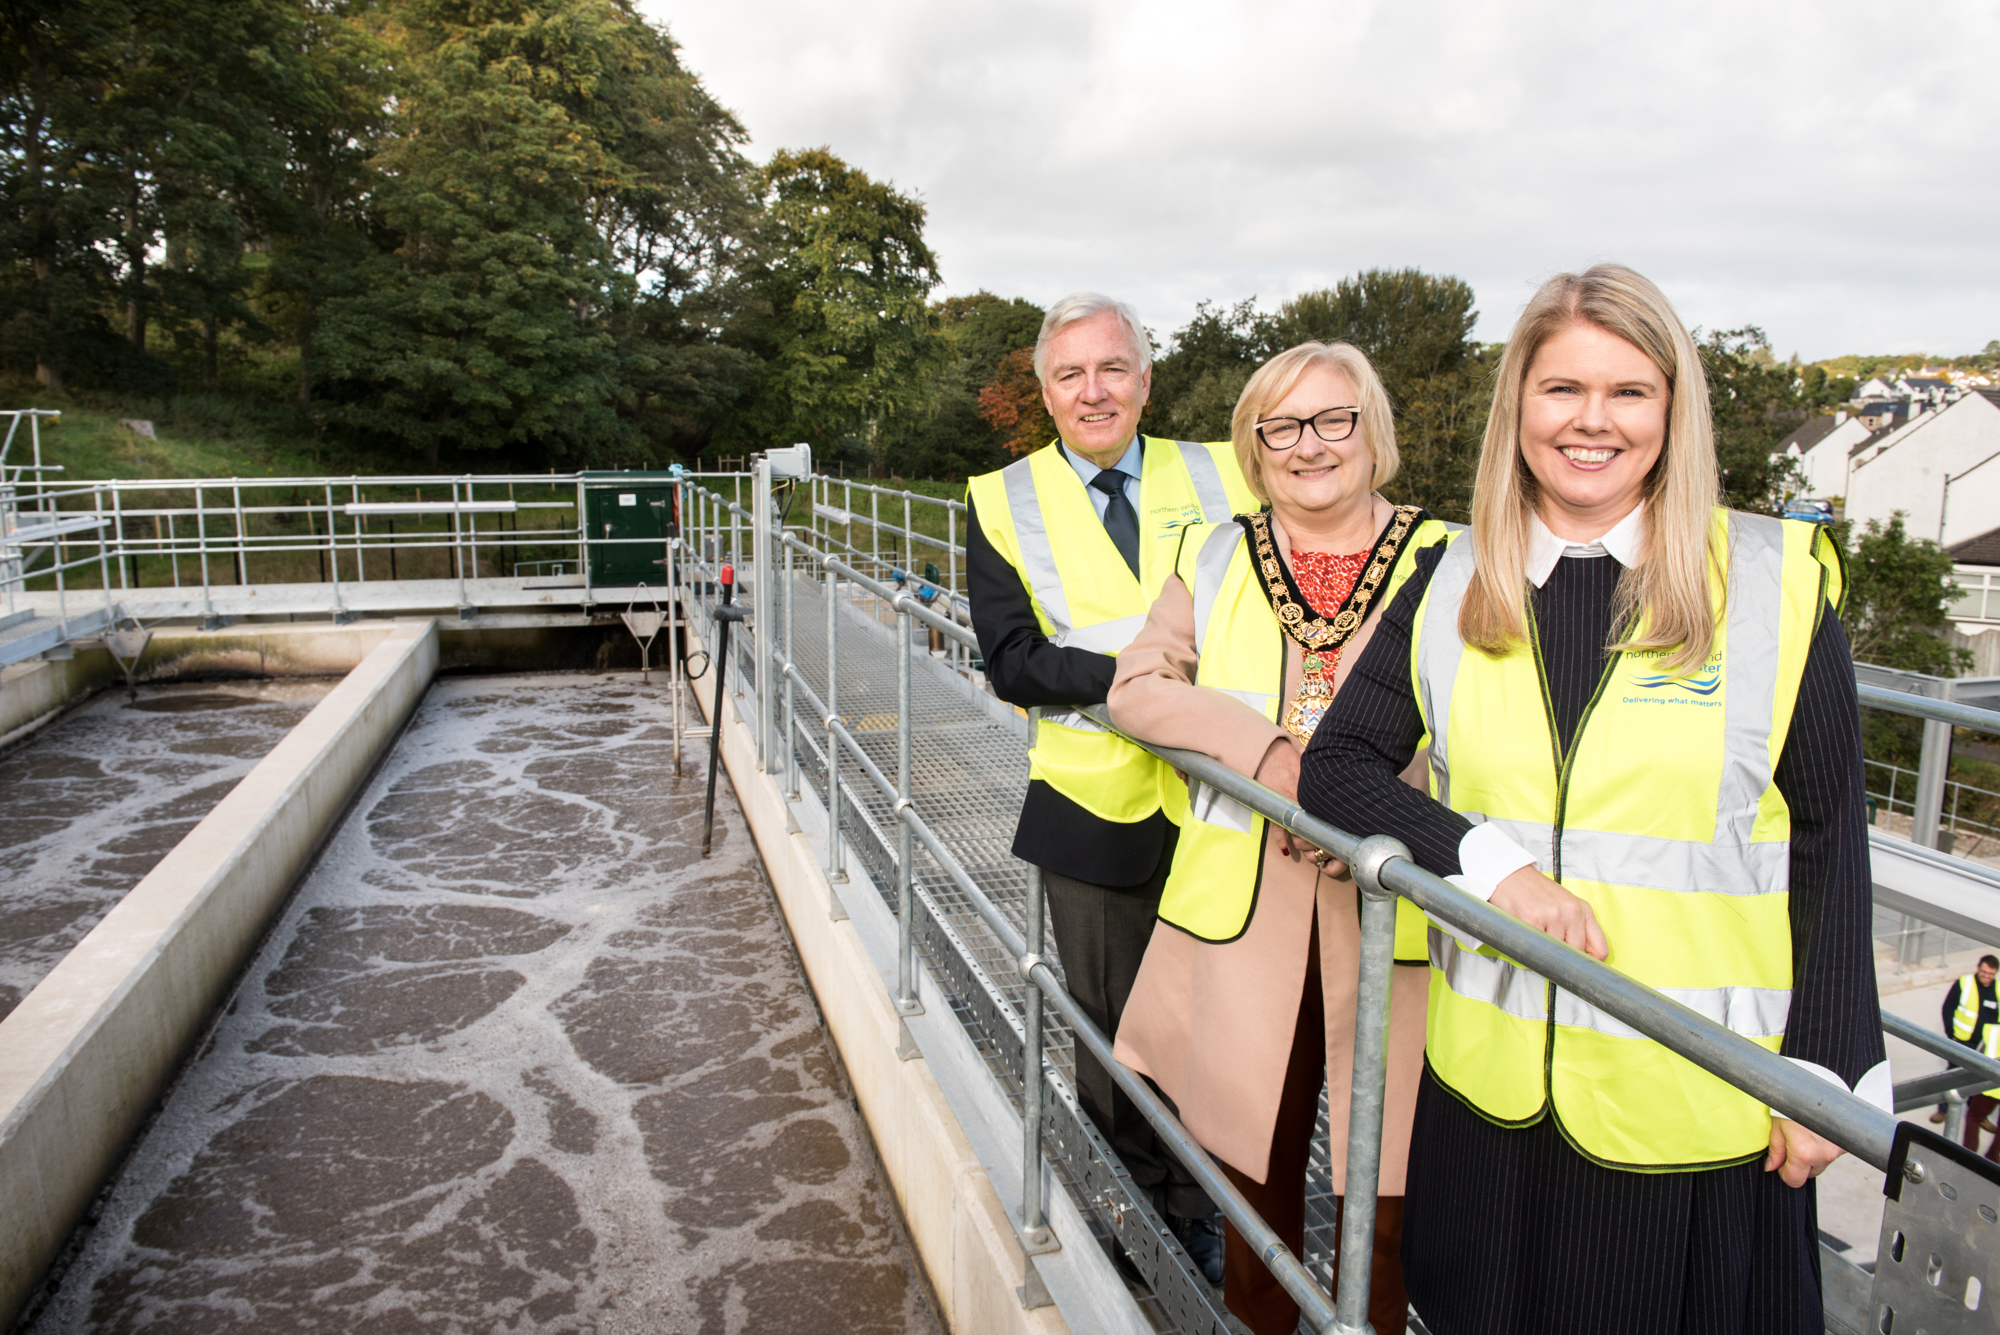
[{"x1": 966, "y1": 292, "x2": 1257, "y2": 1280}]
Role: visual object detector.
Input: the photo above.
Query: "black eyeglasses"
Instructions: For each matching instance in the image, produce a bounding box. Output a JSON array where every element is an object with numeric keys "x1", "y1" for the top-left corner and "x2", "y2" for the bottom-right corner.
[{"x1": 1255, "y1": 407, "x2": 1360, "y2": 451}]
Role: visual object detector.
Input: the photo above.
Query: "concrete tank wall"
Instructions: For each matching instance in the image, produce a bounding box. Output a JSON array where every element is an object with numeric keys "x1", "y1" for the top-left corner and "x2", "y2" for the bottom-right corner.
[{"x1": 0, "y1": 621, "x2": 440, "y2": 1327}]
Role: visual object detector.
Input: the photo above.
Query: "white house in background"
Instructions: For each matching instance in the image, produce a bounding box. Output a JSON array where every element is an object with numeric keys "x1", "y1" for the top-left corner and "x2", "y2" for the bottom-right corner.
[
  {"x1": 1898, "y1": 376, "x2": 1961, "y2": 407},
  {"x1": 1857, "y1": 376, "x2": 1898, "y2": 400},
  {"x1": 1778, "y1": 413, "x2": 1871, "y2": 498},
  {"x1": 1845, "y1": 390, "x2": 2000, "y2": 546},
  {"x1": 1945, "y1": 528, "x2": 2000, "y2": 635}
]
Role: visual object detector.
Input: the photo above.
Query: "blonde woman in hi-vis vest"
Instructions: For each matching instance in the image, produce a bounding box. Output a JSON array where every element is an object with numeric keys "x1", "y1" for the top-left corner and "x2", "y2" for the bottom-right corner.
[
  {"x1": 1107, "y1": 340, "x2": 1448, "y2": 1335},
  {"x1": 1300, "y1": 264, "x2": 1890, "y2": 1335}
]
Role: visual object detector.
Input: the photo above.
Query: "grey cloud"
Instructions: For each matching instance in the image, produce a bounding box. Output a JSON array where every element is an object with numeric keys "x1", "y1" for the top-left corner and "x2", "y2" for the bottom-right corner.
[{"x1": 655, "y1": 0, "x2": 2000, "y2": 357}]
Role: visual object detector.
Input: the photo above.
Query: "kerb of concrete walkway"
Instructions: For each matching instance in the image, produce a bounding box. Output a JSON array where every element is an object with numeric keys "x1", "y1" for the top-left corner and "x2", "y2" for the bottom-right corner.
[{"x1": 0, "y1": 619, "x2": 440, "y2": 1326}]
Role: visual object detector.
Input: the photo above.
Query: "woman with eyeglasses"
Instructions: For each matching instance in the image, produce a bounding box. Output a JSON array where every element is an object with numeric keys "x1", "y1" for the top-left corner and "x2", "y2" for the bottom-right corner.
[{"x1": 1107, "y1": 341, "x2": 1447, "y2": 1334}]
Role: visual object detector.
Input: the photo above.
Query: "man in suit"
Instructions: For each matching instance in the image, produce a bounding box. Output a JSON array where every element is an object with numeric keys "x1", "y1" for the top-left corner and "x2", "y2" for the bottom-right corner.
[{"x1": 965, "y1": 292, "x2": 1254, "y2": 1282}]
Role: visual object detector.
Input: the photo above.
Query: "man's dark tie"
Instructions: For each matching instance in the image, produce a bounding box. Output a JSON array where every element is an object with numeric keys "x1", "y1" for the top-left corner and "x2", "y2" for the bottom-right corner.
[{"x1": 1090, "y1": 469, "x2": 1140, "y2": 578}]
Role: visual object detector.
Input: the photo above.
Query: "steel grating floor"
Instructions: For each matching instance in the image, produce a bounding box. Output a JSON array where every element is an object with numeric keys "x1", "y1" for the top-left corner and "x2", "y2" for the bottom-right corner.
[{"x1": 754, "y1": 563, "x2": 1347, "y2": 1323}]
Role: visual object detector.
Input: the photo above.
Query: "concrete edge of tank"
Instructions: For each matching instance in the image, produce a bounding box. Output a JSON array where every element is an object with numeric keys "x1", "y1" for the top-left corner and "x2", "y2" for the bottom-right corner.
[
  {"x1": 693, "y1": 675, "x2": 1133, "y2": 1335},
  {"x1": 0, "y1": 620, "x2": 440, "y2": 1328},
  {"x1": 0, "y1": 618, "x2": 657, "y2": 756}
]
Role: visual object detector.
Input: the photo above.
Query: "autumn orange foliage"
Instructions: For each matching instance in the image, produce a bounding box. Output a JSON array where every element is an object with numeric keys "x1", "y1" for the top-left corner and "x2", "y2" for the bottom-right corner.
[{"x1": 976, "y1": 346, "x2": 1056, "y2": 457}]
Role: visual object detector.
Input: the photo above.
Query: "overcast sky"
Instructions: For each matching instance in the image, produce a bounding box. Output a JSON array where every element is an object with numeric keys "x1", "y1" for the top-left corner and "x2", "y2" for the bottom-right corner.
[{"x1": 648, "y1": 0, "x2": 1998, "y2": 362}]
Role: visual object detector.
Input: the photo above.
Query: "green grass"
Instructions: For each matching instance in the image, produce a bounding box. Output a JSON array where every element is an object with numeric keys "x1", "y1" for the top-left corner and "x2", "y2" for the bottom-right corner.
[{"x1": 0, "y1": 388, "x2": 400, "y2": 485}]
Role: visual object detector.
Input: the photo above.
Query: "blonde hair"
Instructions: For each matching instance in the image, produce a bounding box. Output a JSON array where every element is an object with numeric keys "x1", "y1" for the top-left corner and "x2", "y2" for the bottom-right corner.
[
  {"x1": 1461, "y1": 264, "x2": 1722, "y2": 676},
  {"x1": 1230, "y1": 342, "x2": 1400, "y2": 505}
]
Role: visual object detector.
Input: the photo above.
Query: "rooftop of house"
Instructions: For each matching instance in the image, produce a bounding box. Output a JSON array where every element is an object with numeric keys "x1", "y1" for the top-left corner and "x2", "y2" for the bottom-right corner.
[
  {"x1": 1778, "y1": 415, "x2": 1843, "y2": 454},
  {"x1": 1950, "y1": 525, "x2": 2000, "y2": 567}
]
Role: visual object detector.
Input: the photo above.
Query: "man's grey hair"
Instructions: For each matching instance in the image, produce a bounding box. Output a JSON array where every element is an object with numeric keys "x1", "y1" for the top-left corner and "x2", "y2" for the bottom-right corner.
[{"x1": 1032, "y1": 292, "x2": 1153, "y2": 383}]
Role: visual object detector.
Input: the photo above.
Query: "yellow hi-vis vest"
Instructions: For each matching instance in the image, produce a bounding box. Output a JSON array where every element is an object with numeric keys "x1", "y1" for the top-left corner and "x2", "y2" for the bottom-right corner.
[
  {"x1": 1411, "y1": 508, "x2": 1845, "y2": 1169},
  {"x1": 1954, "y1": 974, "x2": 1983, "y2": 1042},
  {"x1": 967, "y1": 436, "x2": 1255, "y2": 823},
  {"x1": 1159, "y1": 513, "x2": 1449, "y2": 947}
]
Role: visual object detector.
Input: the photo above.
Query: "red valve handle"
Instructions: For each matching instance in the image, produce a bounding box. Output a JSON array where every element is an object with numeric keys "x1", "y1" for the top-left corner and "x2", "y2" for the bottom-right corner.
[{"x1": 720, "y1": 564, "x2": 735, "y2": 585}]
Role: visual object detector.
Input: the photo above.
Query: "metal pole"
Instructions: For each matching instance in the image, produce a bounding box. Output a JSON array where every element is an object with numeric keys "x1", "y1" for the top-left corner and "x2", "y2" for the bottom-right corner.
[
  {"x1": 1332, "y1": 837, "x2": 1406, "y2": 1335},
  {"x1": 1021, "y1": 797, "x2": 1049, "y2": 1245},
  {"x1": 894, "y1": 596, "x2": 923, "y2": 1054},
  {"x1": 783, "y1": 534, "x2": 798, "y2": 799},
  {"x1": 871, "y1": 487, "x2": 880, "y2": 572},
  {"x1": 1947, "y1": 1087, "x2": 1970, "y2": 1147},
  {"x1": 1914, "y1": 714, "x2": 1952, "y2": 850},
  {"x1": 753, "y1": 457, "x2": 772, "y2": 772},
  {"x1": 903, "y1": 490, "x2": 913, "y2": 572},
  {"x1": 196, "y1": 483, "x2": 213, "y2": 625},
  {"x1": 325, "y1": 481, "x2": 344, "y2": 621},
  {"x1": 1030, "y1": 961, "x2": 1339, "y2": 1327},
  {"x1": 826, "y1": 553, "x2": 847, "y2": 905}
]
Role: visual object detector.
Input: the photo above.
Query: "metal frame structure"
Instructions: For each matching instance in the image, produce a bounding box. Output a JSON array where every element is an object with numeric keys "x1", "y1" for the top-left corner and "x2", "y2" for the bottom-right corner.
[
  {"x1": 674, "y1": 455, "x2": 2000, "y2": 1335},
  {"x1": 10, "y1": 439, "x2": 2000, "y2": 1329}
]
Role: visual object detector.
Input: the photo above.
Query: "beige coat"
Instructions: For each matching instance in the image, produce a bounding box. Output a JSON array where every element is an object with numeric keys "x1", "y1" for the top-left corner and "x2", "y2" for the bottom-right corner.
[{"x1": 1107, "y1": 504, "x2": 1430, "y2": 1192}]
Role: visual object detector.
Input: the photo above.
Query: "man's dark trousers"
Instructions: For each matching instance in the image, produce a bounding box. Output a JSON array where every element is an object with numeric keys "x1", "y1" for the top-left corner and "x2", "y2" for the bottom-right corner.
[{"x1": 1044, "y1": 825, "x2": 1208, "y2": 1219}]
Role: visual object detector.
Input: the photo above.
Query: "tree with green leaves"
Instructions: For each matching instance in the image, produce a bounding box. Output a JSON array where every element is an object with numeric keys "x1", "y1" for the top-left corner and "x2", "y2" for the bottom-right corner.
[
  {"x1": 1842, "y1": 513, "x2": 1970, "y2": 676},
  {"x1": 720, "y1": 147, "x2": 944, "y2": 469},
  {"x1": 1840, "y1": 512, "x2": 1973, "y2": 768},
  {"x1": 882, "y1": 291, "x2": 1041, "y2": 478},
  {"x1": 1698, "y1": 326, "x2": 1806, "y2": 514},
  {"x1": 1272, "y1": 269, "x2": 1486, "y2": 522}
]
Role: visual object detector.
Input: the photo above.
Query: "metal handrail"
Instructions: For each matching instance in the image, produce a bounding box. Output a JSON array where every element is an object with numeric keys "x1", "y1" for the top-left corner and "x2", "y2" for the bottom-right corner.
[{"x1": 753, "y1": 519, "x2": 1933, "y2": 1333}]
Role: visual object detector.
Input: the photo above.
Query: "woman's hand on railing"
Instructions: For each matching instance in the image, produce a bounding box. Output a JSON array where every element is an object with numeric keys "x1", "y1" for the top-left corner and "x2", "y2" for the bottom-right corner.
[
  {"x1": 1489, "y1": 867, "x2": 1609, "y2": 961},
  {"x1": 1765, "y1": 1117, "x2": 1844, "y2": 1187},
  {"x1": 1255, "y1": 741, "x2": 1347, "y2": 874}
]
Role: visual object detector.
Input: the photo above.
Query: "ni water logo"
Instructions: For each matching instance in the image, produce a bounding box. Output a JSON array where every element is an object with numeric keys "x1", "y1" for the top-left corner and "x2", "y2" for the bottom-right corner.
[{"x1": 1629, "y1": 664, "x2": 1723, "y2": 697}]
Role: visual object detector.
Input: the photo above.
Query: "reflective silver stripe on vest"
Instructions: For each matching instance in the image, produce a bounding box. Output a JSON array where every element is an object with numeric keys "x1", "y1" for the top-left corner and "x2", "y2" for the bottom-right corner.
[
  {"x1": 1434, "y1": 933, "x2": 1792, "y2": 1041},
  {"x1": 1176, "y1": 440, "x2": 1234, "y2": 520},
  {"x1": 1001, "y1": 456, "x2": 1072, "y2": 634},
  {"x1": 1042, "y1": 709, "x2": 1110, "y2": 735},
  {"x1": 1715, "y1": 513, "x2": 1786, "y2": 847},
  {"x1": 1060, "y1": 611, "x2": 1148, "y2": 654},
  {"x1": 1485, "y1": 817, "x2": 1787, "y2": 897},
  {"x1": 1191, "y1": 524, "x2": 1246, "y2": 651},
  {"x1": 1431, "y1": 932, "x2": 1550, "y2": 1022},
  {"x1": 1415, "y1": 537, "x2": 1478, "y2": 807},
  {"x1": 1552, "y1": 982, "x2": 1792, "y2": 1042}
]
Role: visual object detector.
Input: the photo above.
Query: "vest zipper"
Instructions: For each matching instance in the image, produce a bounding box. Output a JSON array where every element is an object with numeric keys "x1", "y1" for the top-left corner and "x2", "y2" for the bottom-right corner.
[{"x1": 1523, "y1": 594, "x2": 1627, "y2": 1107}]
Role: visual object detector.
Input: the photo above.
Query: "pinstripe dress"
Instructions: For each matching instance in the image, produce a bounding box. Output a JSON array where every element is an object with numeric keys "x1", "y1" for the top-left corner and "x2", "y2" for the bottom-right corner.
[{"x1": 1299, "y1": 545, "x2": 1884, "y2": 1335}]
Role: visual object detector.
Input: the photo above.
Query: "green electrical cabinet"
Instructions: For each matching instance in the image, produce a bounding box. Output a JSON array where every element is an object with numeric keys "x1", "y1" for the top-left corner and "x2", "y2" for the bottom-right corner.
[{"x1": 581, "y1": 471, "x2": 680, "y2": 586}]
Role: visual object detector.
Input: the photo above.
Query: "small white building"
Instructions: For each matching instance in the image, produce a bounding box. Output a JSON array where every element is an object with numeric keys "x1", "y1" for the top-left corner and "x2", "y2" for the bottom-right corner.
[
  {"x1": 1845, "y1": 390, "x2": 2000, "y2": 546},
  {"x1": 1778, "y1": 414, "x2": 1871, "y2": 498}
]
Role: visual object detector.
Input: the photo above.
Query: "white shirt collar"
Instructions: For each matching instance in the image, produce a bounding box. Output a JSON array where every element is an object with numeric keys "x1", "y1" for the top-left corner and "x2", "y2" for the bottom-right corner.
[{"x1": 1525, "y1": 504, "x2": 1647, "y2": 588}]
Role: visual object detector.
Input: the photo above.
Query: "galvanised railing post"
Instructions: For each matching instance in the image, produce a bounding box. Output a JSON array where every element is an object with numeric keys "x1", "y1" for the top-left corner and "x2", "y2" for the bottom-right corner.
[
  {"x1": 894, "y1": 594, "x2": 923, "y2": 1058},
  {"x1": 729, "y1": 497, "x2": 743, "y2": 701},
  {"x1": 324, "y1": 481, "x2": 345, "y2": 622},
  {"x1": 1020, "y1": 760, "x2": 1054, "y2": 1244},
  {"x1": 1333, "y1": 835, "x2": 1407, "y2": 1335},
  {"x1": 902, "y1": 489, "x2": 913, "y2": 572},
  {"x1": 1914, "y1": 713, "x2": 1953, "y2": 850},
  {"x1": 95, "y1": 485, "x2": 114, "y2": 619},
  {"x1": 196, "y1": 483, "x2": 214, "y2": 627},
  {"x1": 783, "y1": 534, "x2": 799, "y2": 799},
  {"x1": 824, "y1": 550, "x2": 849, "y2": 917},
  {"x1": 871, "y1": 487, "x2": 880, "y2": 571},
  {"x1": 752, "y1": 457, "x2": 771, "y2": 773}
]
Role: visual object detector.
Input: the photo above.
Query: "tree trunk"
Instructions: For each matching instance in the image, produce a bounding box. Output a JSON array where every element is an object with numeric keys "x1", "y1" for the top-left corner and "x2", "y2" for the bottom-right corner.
[
  {"x1": 125, "y1": 173, "x2": 146, "y2": 352},
  {"x1": 24, "y1": 36, "x2": 61, "y2": 392},
  {"x1": 297, "y1": 313, "x2": 314, "y2": 408}
]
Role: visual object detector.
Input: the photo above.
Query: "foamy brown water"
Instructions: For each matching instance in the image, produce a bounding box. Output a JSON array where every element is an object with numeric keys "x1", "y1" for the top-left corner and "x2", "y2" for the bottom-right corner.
[
  {"x1": 0, "y1": 680, "x2": 334, "y2": 1020},
  {"x1": 30, "y1": 674, "x2": 939, "y2": 1334}
]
